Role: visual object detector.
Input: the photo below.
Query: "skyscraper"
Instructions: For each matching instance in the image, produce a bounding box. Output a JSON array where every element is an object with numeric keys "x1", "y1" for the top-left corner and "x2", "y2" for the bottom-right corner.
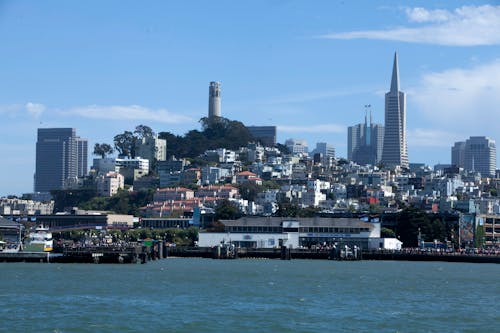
[
  {"x1": 208, "y1": 81, "x2": 221, "y2": 119},
  {"x1": 348, "y1": 109, "x2": 384, "y2": 166},
  {"x1": 34, "y1": 128, "x2": 87, "y2": 193},
  {"x1": 381, "y1": 53, "x2": 408, "y2": 168},
  {"x1": 76, "y1": 137, "x2": 88, "y2": 177},
  {"x1": 451, "y1": 141, "x2": 466, "y2": 168},
  {"x1": 452, "y1": 136, "x2": 496, "y2": 177}
]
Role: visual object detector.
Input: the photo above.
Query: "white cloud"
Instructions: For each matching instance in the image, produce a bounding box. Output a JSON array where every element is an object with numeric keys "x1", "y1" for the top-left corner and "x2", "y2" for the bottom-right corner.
[
  {"x1": 25, "y1": 102, "x2": 45, "y2": 117},
  {"x1": 64, "y1": 105, "x2": 194, "y2": 124},
  {"x1": 405, "y1": 7, "x2": 451, "y2": 23},
  {"x1": 321, "y1": 5, "x2": 500, "y2": 46},
  {"x1": 278, "y1": 123, "x2": 345, "y2": 134},
  {"x1": 410, "y1": 59, "x2": 500, "y2": 133}
]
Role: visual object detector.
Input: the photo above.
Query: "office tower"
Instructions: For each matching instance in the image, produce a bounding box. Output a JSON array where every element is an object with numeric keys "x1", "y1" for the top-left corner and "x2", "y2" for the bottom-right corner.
[
  {"x1": 285, "y1": 138, "x2": 308, "y2": 155},
  {"x1": 451, "y1": 141, "x2": 466, "y2": 168},
  {"x1": 208, "y1": 81, "x2": 221, "y2": 119},
  {"x1": 312, "y1": 142, "x2": 335, "y2": 159},
  {"x1": 348, "y1": 109, "x2": 384, "y2": 166},
  {"x1": 76, "y1": 137, "x2": 88, "y2": 177},
  {"x1": 381, "y1": 52, "x2": 408, "y2": 168},
  {"x1": 452, "y1": 136, "x2": 497, "y2": 177},
  {"x1": 246, "y1": 126, "x2": 277, "y2": 147},
  {"x1": 35, "y1": 128, "x2": 87, "y2": 192}
]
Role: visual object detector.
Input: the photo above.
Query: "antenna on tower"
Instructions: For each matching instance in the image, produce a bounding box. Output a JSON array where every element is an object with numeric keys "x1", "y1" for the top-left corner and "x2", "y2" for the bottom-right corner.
[{"x1": 364, "y1": 104, "x2": 372, "y2": 125}]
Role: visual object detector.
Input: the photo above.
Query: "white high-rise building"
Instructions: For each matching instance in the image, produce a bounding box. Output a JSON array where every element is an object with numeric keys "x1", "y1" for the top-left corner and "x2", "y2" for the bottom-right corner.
[
  {"x1": 381, "y1": 53, "x2": 408, "y2": 168},
  {"x1": 208, "y1": 81, "x2": 221, "y2": 119},
  {"x1": 455, "y1": 136, "x2": 497, "y2": 177}
]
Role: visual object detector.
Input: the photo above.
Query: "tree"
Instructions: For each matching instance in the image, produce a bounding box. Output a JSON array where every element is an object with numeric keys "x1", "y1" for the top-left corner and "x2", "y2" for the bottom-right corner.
[
  {"x1": 114, "y1": 131, "x2": 136, "y2": 158},
  {"x1": 215, "y1": 199, "x2": 241, "y2": 220},
  {"x1": 275, "y1": 197, "x2": 299, "y2": 217},
  {"x1": 93, "y1": 143, "x2": 114, "y2": 159},
  {"x1": 239, "y1": 181, "x2": 261, "y2": 201},
  {"x1": 134, "y1": 124, "x2": 154, "y2": 139},
  {"x1": 381, "y1": 227, "x2": 396, "y2": 238}
]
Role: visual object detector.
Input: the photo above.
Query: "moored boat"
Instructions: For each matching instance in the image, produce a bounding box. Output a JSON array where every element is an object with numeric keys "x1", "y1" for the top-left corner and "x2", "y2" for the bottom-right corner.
[{"x1": 23, "y1": 225, "x2": 53, "y2": 252}]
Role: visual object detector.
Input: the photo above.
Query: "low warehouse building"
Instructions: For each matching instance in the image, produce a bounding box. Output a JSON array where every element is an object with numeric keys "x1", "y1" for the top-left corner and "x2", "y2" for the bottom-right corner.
[{"x1": 199, "y1": 216, "x2": 384, "y2": 250}]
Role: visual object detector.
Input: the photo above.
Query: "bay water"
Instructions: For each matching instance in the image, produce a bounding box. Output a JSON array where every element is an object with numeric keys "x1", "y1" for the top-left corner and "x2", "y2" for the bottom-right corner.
[{"x1": 1, "y1": 259, "x2": 499, "y2": 332}]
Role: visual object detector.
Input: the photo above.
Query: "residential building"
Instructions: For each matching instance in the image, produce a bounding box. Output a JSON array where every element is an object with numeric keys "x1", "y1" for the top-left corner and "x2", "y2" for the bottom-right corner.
[
  {"x1": 135, "y1": 135, "x2": 167, "y2": 170},
  {"x1": 97, "y1": 172, "x2": 124, "y2": 197},
  {"x1": 381, "y1": 53, "x2": 408, "y2": 168},
  {"x1": 285, "y1": 138, "x2": 308, "y2": 155}
]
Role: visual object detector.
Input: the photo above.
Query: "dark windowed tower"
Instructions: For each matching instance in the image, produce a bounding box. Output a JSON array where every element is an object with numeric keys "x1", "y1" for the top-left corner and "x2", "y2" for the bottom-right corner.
[{"x1": 34, "y1": 128, "x2": 87, "y2": 192}]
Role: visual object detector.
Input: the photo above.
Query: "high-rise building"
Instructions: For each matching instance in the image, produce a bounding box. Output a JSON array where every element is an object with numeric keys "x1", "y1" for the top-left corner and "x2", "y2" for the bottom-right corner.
[
  {"x1": 348, "y1": 109, "x2": 384, "y2": 166},
  {"x1": 311, "y1": 142, "x2": 335, "y2": 159},
  {"x1": 453, "y1": 136, "x2": 496, "y2": 177},
  {"x1": 34, "y1": 128, "x2": 87, "y2": 193},
  {"x1": 208, "y1": 81, "x2": 221, "y2": 119},
  {"x1": 381, "y1": 53, "x2": 408, "y2": 168},
  {"x1": 246, "y1": 126, "x2": 277, "y2": 147},
  {"x1": 76, "y1": 137, "x2": 88, "y2": 177},
  {"x1": 451, "y1": 141, "x2": 466, "y2": 168}
]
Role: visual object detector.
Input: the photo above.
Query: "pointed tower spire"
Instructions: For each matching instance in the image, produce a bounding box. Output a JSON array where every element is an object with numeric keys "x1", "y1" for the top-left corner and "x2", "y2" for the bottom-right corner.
[{"x1": 390, "y1": 52, "x2": 399, "y2": 93}]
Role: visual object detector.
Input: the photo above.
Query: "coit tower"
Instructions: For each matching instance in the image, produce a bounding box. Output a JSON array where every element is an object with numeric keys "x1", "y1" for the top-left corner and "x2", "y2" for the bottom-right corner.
[{"x1": 208, "y1": 81, "x2": 221, "y2": 119}]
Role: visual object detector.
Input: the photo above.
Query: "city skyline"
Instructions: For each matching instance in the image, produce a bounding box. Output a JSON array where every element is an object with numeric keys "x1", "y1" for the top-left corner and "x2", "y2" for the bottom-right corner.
[{"x1": 1, "y1": 1, "x2": 500, "y2": 196}]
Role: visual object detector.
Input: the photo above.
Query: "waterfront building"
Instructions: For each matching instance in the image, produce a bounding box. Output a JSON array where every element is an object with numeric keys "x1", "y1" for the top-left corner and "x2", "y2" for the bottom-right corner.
[
  {"x1": 452, "y1": 137, "x2": 497, "y2": 177},
  {"x1": 381, "y1": 53, "x2": 408, "y2": 168},
  {"x1": 246, "y1": 126, "x2": 277, "y2": 147},
  {"x1": 198, "y1": 216, "x2": 383, "y2": 249},
  {"x1": 36, "y1": 211, "x2": 134, "y2": 230},
  {"x1": 348, "y1": 110, "x2": 384, "y2": 166},
  {"x1": 34, "y1": 128, "x2": 87, "y2": 193},
  {"x1": 208, "y1": 81, "x2": 221, "y2": 119}
]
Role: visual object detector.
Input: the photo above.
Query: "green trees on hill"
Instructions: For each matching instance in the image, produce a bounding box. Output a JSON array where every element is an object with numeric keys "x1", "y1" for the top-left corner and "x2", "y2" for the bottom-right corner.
[{"x1": 159, "y1": 117, "x2": 254, "y2": 159}]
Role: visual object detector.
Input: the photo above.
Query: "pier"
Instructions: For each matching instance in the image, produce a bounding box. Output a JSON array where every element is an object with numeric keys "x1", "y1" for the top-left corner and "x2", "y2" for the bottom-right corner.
[{"x1": 0, "y1": 241, "x2": 170, "y2": 264}]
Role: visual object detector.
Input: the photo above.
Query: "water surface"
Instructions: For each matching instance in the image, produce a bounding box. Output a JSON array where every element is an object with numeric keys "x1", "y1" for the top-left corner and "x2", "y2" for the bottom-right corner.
[{"x1": 1, "y1": 259, "x2": 499, "y2": 332}]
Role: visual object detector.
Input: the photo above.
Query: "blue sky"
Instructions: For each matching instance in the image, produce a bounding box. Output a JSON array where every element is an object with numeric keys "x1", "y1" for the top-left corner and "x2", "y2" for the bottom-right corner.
[{"x1": 1, "y1": 1, "x2": 500, "y2": 196}]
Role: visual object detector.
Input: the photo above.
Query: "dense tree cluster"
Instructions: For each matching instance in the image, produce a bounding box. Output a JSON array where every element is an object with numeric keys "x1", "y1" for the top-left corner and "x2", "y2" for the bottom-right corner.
[
  {"x1": 159, "y1": 117, "x2": 254, "y2": 159},
  {"x1": 388, "y1": 207, "x2": 458, "y2": 248}
]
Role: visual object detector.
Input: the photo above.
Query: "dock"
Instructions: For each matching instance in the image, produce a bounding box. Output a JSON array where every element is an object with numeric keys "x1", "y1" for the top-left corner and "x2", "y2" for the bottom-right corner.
[{"x1": 0, "y1": 242, "x2": 168, "y2": 264}]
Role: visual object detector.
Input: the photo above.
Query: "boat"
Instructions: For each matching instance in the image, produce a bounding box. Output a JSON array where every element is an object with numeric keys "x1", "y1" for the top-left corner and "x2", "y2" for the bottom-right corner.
[{"x1": 23, "y1": 225, "x2": 53, "y2": 252}]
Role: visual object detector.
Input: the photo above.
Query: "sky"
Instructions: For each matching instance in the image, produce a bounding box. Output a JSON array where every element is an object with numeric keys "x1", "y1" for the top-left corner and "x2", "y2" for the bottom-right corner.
[{"x1": 1, "y1": 0, "x2": 500, "y2": 196}]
